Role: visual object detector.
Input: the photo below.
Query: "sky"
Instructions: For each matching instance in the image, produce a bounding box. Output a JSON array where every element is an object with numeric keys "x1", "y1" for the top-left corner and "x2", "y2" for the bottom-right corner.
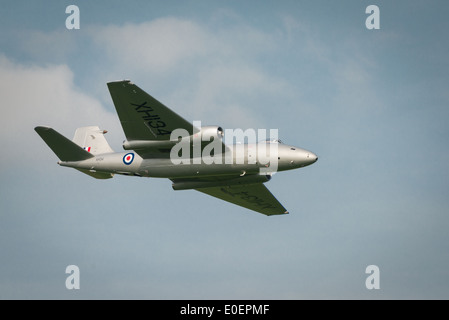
[{"x1": 0, "y1": 0, "x2": 448, "y2": 299}]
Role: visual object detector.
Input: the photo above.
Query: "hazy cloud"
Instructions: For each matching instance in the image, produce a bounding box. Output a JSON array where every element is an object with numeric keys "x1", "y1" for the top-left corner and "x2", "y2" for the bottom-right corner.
[
  {"x1": 0, "y1": 55, "x2": 121, "y2": 166},
  {"x1": 90, "y1": 18, "x2": 213, "y2": 74}
]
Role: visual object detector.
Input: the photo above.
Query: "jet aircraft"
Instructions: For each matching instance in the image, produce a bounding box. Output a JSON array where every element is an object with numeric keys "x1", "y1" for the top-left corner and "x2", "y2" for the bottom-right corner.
[{"x1": 35, "y1": 80, "x2": 317, "y2": 216}]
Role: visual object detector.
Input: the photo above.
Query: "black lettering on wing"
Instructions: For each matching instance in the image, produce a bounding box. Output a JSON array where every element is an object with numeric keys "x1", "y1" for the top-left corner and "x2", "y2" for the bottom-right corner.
[
  {"x1": 219, "y1": 188, "x2": 276, "y2": 210},
  {"x1": 131, "y1": 101, "x2": 150, "y2": 110},
  {"x1": 131, "y1": 101, "x2": 172, "y2": 137}
]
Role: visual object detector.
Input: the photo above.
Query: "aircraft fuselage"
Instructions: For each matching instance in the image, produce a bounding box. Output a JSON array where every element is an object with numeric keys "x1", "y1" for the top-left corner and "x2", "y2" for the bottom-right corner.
[{"x1": 59, "y1": 142, "x2": 318, "y2": 179}]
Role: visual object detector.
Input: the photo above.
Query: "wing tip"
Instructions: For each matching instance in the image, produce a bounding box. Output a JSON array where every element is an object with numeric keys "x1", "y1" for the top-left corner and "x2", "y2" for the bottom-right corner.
[
  {"x1": 34, "y1": 125, "x2": 52, "y2": 133},
  {"x1": 107, "y1": 79, "x2": 132, "y2": 86},
  {"x1": 265, "y1": 210, "x2": 289, "y2": 216}
]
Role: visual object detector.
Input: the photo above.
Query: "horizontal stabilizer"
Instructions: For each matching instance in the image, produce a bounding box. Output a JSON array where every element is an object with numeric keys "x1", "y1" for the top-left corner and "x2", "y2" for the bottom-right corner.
[
  {"x1": 35, "y1": 126, "x2": 94, "y2": 161},
  {"x1": 76, "y1": 168, "x2": 114, "y2": 179}
]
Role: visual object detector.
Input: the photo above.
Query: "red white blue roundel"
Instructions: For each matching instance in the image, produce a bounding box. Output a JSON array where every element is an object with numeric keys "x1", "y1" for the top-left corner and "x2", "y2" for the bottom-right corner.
[{"x1": 123, "y1": 153, "x2": 134, "y2": 165}]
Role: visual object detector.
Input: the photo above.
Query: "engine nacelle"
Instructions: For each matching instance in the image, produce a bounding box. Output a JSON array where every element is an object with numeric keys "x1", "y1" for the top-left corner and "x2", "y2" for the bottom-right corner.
[
  {"x1": 123, "y1": 125, "x2": 224, "y2": 150},
  {"x1": 192, "y1": 125, "x2": 224, "y2": 142},
  {"x1": 172, "y1": 174, "x2": 271, "y2": 190},
  {"x1": 123, "y1": 139, "x2": 176, "y2": 150}
]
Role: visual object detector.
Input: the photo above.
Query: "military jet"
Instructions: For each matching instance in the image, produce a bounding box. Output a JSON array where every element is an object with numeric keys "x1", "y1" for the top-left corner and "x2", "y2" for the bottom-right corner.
[{"x1": 35, "y1": 80, "x2": 317, "y2": 216}]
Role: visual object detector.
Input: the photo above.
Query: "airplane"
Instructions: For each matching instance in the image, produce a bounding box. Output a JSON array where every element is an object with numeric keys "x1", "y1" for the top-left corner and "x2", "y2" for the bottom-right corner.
[{"x1": 35, "y1": 80, "x2": 318, "y2": 216}]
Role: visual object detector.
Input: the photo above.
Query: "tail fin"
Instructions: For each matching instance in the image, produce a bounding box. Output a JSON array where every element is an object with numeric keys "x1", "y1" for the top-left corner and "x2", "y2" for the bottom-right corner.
[
  {"x1": 72, "y1": 126, "x2": 114, "y2": 155},
  {"x1": 35, "y1": 126, "x2": 94, "y2": 161}
]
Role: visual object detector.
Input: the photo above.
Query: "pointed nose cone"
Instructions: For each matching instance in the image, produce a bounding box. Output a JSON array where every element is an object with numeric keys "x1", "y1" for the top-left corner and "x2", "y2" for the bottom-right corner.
[
  {"x1": 309, "y1": 152, "x2": 318, "y2": 164},
  {"x1": 305, "y1": 151, "x2": 318, "y2": 166},
  {"x1": 289, "y1": 148, "x2": 318, "y2": 168}
]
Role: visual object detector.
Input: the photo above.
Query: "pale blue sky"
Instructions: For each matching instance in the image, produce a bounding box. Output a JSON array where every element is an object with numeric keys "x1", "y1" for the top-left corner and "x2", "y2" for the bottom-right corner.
[{"x1": 1, "y1": 1, "x2": 448, "y2": 299}]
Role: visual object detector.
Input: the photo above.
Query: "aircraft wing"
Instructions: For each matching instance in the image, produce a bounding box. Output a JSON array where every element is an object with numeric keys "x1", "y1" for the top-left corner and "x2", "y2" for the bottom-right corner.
[
  {"x1": 196, "y1": 183, "x2": 289, "y2": 216},
  {"x1": 107, "y1": 80, "x2": 199, "y2": 152},
  {"x1": 108, "y1": 80, "x2": 230, "y2": 158}
]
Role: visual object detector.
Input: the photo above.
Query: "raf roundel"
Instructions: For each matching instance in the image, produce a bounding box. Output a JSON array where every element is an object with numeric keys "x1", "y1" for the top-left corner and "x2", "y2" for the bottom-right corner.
[{"x1": 123, "y1": 153, "x2": 134, "y2": 165}]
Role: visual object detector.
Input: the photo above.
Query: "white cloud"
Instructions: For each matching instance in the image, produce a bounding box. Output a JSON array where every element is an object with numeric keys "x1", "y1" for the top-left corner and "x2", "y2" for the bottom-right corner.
[
  {"x1": 86, "y1": 17, "x2": 291, "y2": 130},
  {"x1": 15, "y1": 29, "x2": 77, "y2": 62},
  {"x1": 90, "y1": 18, "x2": 213, "y2": 75},
  {"x1": 89, "y1": 17, "x2": 276, "y2": 75},
  {"x1": 0, "y1": 55, "x2": 121, "y2": 166},
  {"x1": 190, "y1": 63, "x2": 293, "y2": 129}
]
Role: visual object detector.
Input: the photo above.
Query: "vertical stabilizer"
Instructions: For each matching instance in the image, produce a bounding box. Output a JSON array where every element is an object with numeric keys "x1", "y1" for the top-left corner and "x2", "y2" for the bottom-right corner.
[{"x1": 72, "y1": 126, "x2": 114, "y2": 155}]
